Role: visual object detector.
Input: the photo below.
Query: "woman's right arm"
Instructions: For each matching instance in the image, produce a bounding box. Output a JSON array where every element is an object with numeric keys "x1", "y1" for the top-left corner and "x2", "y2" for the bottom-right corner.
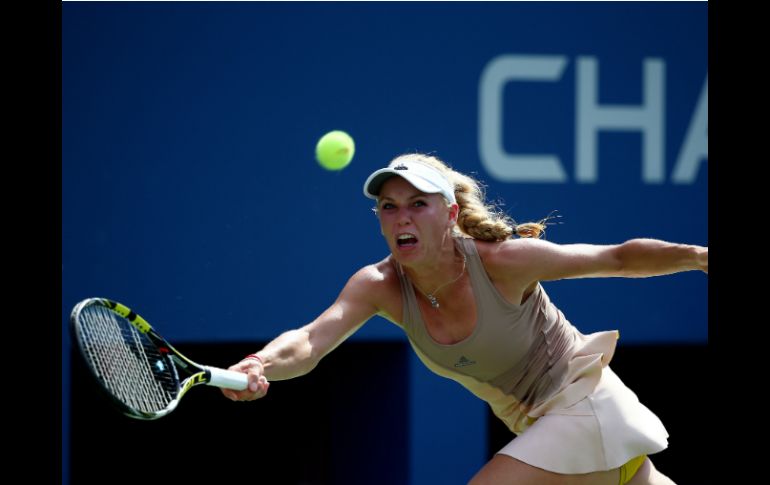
[{"x1": 222, "y1": 265, "x2": 383, "y2": 401}]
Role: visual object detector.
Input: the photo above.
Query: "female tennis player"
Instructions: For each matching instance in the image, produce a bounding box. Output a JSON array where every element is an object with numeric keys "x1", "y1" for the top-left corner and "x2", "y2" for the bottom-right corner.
[{"x1": 222, "y1": 153, "x2": 707, "y2": 485}]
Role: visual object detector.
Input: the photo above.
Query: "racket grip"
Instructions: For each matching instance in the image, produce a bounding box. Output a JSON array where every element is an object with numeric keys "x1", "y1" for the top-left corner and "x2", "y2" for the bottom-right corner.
[{"x1": 206, "y1": 366, "x2": 249, "y2": 390}]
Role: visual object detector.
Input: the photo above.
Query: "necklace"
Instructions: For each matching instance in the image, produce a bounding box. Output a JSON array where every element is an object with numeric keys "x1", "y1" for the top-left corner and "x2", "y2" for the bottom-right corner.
[{"x1": 413, "y1": 252, "x2": 467, "y2": 309}]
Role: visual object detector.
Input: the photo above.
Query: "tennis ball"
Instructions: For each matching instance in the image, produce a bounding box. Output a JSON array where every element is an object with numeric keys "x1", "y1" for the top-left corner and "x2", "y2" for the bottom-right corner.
[{"x1": 315, "y1": 130, "x2": 355, "y2": 171}]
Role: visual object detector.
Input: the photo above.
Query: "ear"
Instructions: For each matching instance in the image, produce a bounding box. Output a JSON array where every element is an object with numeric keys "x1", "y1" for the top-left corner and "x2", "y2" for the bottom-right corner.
[{"x1": 447, "y1": 203, "x2": 459, "y2": 226}]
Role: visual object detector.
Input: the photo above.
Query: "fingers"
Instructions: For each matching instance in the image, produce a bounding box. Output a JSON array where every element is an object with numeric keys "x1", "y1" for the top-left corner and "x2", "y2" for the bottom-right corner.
[
  {"x1": 247, "y1": 369, "x2": 260, "y2": 392},
  {"x1": 220, "y1": 357, "x2": 270, "y2": 402},
  {"x1": 220, "y1": 378, "x2": 270, "y2": 401},
  {"x1": 247, "y1": 372, "x2": 269, "y2": 394}
]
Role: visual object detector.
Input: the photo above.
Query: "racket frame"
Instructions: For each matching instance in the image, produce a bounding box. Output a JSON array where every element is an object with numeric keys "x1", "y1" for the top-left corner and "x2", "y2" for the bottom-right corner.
[{"x1": 70, "y1": 297, "x2": 247, "y2": 420}]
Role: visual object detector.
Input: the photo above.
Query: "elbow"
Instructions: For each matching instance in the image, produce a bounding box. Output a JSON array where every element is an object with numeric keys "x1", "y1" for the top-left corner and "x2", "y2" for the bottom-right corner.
[{"x1": 614, "y1": 241, "x2": 645, "y2": 277}]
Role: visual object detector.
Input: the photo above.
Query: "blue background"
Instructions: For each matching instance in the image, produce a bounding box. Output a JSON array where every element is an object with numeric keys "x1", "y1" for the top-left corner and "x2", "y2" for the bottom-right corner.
[{"x1": 62, "y1": 2, "x2": 707, "y2": 484}]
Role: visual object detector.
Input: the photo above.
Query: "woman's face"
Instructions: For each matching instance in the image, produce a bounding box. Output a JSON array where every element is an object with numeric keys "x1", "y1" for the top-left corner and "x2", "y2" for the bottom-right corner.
[{"x1": 377, "y1": 176, "x2": 456, "y2": 264}]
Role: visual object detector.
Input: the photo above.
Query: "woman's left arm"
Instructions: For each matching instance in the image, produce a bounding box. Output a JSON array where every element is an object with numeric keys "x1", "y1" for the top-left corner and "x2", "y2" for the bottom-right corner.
[
  {"x1": 499, "y1": 237, "x2": 708, "y2": 282},
  {"x1": 614, "y1": 238, "x2": 707, "y2": 277}
]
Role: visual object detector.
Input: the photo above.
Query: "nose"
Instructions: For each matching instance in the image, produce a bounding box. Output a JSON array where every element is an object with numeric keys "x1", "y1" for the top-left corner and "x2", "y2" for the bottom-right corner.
[{"x1": 396, "y1": 207, "x2": 412, "y2": 226}]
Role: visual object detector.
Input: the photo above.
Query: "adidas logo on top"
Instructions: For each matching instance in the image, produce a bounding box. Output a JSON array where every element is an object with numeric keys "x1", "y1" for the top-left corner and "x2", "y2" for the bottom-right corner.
[{"x1": 454, "y1": 355, "x2": 477, "y2": 368}]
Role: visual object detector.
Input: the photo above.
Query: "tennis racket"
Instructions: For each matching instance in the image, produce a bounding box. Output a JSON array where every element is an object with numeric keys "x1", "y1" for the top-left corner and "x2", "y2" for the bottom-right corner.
[{"x1": 70, "y1": 297, "x2": 248, "y2": 420}]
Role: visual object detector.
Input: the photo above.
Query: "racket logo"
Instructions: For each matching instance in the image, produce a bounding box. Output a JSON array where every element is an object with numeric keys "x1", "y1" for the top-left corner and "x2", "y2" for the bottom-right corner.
[{"x1": 180, "y1": 373, "x2": 206, "y2": 394}]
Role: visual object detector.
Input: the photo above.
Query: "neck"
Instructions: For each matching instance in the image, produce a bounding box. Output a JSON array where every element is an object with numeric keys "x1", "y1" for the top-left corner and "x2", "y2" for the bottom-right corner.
[{"x1": 402, "y1": 238, "x2": 465, "y2": 298}]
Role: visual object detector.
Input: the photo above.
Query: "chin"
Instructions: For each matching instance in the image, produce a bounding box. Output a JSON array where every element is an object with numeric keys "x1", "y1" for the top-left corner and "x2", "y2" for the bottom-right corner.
[{"x1": 390, "y1": 244, "x2": 424, "y2": 265}]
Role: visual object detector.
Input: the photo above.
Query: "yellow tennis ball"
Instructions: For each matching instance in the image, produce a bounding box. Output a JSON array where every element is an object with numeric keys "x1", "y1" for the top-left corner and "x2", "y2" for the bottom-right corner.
[{"x1": 315, "y1": 130, "x2": 355, "y2": 171}]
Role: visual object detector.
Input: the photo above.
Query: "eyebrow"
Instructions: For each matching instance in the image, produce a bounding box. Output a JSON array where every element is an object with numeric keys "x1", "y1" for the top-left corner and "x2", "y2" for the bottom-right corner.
[{"x1": 379, "y1": 194, "x2": 426, "y2": 203}]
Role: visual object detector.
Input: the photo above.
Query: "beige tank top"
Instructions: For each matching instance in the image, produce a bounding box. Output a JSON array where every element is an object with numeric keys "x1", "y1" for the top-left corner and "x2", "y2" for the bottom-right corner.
[{"x1": 395, "y1": 237, "x2": 620, "y2": 434}]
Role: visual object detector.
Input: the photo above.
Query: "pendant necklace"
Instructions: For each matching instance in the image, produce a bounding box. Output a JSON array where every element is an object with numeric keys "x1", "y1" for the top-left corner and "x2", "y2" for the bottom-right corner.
[{"x1": 413, "y1": 252, "x2": 467, "y2": 309}]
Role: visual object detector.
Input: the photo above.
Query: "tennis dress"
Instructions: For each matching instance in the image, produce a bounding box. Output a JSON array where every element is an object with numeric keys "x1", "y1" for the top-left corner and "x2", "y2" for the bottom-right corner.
[{"x1": 395, "y1": 237, "x2": 669, "y2": 474}]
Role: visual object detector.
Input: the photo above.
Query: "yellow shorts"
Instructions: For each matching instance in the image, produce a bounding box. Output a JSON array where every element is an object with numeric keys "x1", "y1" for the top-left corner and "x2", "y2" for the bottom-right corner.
[{"x1": 619, "y1": 455, "x2": 646, "y2": 484}]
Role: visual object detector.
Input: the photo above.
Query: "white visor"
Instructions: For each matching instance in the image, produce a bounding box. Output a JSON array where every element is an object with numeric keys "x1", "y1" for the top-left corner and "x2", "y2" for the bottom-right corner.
[{"x1": 363, "y1": 159, "x2": 456, "y2": 204}]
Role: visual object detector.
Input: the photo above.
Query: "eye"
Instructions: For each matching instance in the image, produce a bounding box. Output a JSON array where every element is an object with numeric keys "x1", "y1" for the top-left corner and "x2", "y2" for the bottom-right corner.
[
  {"x1": 413, "y1": 200, "x2": 427, "y2": 207},
  {"x1": 381, "y1": 202, "x2": 396, "y2": 210}
]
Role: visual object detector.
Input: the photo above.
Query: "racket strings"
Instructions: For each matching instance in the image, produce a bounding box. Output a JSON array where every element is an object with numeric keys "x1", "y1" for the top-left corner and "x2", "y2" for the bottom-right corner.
[{"x1": 78, "y1": 306, "x2": 178, "y2": 414}]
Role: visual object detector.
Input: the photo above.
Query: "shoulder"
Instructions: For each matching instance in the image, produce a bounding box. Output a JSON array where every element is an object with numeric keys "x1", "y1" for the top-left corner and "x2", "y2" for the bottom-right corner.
[
  {"x1": 345, "y1": 257, "x2": 403, "y2": 324},
  {"x1": 476, "y1": 237, "x2": 624, "y2": 283},
  {"x1": 468, "y1": 238, "x2": 544, "y2": 295},
  {"x1": 472, "y1": 238, "x2": 545, "y2": 274},
  {"x1": 473, "y1": 237, "x2": 595, "y2": 288},
  {"x1": 350, "y1": 256, "x2": 399, "y2": 286},
  {"x1": 345, "y1": 257, "x2": 402, "y2": 303}
]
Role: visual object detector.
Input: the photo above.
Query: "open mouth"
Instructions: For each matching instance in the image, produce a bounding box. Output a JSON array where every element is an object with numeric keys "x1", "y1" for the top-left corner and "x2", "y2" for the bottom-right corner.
[{"x1": 396, "y1": 233, "x2": 419, "y2": 247}]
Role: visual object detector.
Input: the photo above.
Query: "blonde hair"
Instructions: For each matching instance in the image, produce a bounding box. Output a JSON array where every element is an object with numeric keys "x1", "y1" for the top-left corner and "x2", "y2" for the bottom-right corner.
[{"x1": 389, "y1": 153, "x2": 551, "y2": 241}]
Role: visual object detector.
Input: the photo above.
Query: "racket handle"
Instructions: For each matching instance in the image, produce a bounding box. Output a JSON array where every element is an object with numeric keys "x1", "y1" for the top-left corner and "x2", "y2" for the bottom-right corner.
[{"x1": 206, "y1": 367, "x2": 250, "y2": 390}]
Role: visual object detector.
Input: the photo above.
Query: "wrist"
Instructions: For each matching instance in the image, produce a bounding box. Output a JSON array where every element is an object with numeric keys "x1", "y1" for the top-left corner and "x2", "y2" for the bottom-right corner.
[{"x1": 244, "y1": 353, "x2": 264, "y2": 366}]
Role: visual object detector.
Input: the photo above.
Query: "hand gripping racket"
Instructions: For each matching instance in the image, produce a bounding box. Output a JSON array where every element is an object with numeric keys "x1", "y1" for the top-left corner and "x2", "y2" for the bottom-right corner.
[{"x1": 70, "y1": 297, "x2": 248, "y2": 420}]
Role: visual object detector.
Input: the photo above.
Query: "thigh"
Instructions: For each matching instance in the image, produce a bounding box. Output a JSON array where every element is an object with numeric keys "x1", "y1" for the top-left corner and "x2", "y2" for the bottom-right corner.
[{"x1": 468, "y1": 454, "x2": 621, "y2": 485}]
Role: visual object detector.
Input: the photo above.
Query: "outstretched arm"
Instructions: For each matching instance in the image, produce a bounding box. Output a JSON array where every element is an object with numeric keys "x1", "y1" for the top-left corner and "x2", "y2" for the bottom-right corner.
[
  {"x1": 611, "y1": 238, "x2": 707, "y2": 277},
  {"x1": 500, "y1": 237, "x2": 707, "y2": 283},
  {"x1": 222, "y1": 265, "x2": 381, "y2": 401}
]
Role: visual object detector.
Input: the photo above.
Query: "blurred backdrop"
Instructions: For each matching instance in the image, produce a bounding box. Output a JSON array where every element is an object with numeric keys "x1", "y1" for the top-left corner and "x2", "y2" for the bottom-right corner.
[{"x1": 62, "y1": 2, "x2": 708, "y2": 484}]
